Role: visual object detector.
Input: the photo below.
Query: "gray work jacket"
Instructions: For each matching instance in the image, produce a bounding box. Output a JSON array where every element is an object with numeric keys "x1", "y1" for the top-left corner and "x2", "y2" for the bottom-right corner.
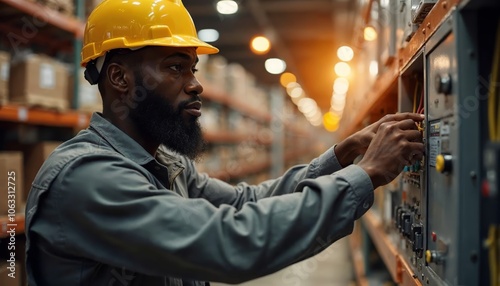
[{"x1": 25, "y1": 113, "x2": 374, "y2": 286}]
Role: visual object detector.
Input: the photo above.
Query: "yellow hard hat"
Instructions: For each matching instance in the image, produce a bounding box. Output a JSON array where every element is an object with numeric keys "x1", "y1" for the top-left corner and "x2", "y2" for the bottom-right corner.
[{"x1": 81, "y1": 0, "x2": 219, "y2": 67}]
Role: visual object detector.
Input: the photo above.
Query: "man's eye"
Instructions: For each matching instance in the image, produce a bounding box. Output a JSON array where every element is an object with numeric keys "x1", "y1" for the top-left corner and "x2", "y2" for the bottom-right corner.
[{"x1": 169, "y1": 65, "x2": 181, "y2": 72}]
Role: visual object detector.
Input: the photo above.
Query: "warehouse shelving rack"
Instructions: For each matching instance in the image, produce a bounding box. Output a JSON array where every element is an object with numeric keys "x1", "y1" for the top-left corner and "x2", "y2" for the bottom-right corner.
[{"x1": 339, "y1": 0, "x2": 460, "y2": 140}]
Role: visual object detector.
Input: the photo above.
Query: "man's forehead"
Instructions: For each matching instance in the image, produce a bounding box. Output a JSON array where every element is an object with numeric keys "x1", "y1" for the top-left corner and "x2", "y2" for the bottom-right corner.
[{"x1": 142, "y1": 46, "x2": 198, "y2": 60}]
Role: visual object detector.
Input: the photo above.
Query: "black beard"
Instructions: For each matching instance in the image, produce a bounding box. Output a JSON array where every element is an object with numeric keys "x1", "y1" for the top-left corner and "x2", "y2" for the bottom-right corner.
[{"x1": 128, "y1": 79, "x2": 205, "y2": 161}]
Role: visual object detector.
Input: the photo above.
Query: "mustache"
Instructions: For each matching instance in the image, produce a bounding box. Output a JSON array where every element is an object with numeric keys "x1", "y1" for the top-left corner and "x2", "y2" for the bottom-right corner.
[{"x1": 178, "y1": 96, "x2": 202, "y2": 109}]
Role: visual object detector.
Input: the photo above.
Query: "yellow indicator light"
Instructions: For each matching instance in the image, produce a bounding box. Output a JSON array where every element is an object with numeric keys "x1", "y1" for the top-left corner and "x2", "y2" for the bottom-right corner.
[
  {"x1": 426, "y1": 250, "x2": 432, "y2": 263},
  {"x1": 435, "y1": 154, "x2": 445, "y2": 173}
]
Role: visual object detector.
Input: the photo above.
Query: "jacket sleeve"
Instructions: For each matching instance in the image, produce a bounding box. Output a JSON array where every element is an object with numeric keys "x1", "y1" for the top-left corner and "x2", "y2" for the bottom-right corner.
[
  {"x1": 38, "y1": 152, "x2": 373, "y2": 284},
  {"x1": 185, "y1": 146, "x2": 348, "y2": 209}
]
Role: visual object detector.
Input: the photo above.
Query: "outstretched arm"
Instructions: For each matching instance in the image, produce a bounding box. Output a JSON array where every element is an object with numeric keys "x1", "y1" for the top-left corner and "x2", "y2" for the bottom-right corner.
[{"x1": 334, "y1": 112, "x2": 425, "y2": 167}]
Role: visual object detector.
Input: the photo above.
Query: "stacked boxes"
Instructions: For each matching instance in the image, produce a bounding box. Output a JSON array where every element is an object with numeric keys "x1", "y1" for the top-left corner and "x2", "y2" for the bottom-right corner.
[
  {"x1": 36, "y1": 0, "x2": 74, "y2": 16},
  {"x1": 0, "y1": 152, "x2": 24, "y2": 215},
  {"x1": 9, "y1": 54, "x2": 69, "y2": 111},
  {"x1": 0, "y1": 262, "x2": 22, "y2": 286},
  {"x1": 198, "y1": 102, "x2": 225, "y2": 132},
  {"x1": 226, "y1": 63, "x2": 248, "y2": 100},
  {"x1": 203, "y1": 56, "x2": 227, "y2": 89},
  {"x1": 0, "y1": 51, "x2": 10, "y2": 105},
  {"x1": 68, "y1": 68, "x2": 102, "y2": 113},
  {"x1": 23, "y1": 141, "x2": 61, "y2": 203}
]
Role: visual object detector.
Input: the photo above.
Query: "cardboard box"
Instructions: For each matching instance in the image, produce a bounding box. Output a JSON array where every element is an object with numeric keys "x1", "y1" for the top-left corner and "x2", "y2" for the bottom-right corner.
[
  {"x1": 37, "y1": 0, "x2": 74, "y2": 16},
  {"x1": 68, "y1": 68, "x2": 102, "y2": 113},
  {"x1": 9, "y1": 54, "x2": 69, "y2": 111},
  {"x1": 23, "y1": 142, "x2": 61, "y2": 202},
  {"x1": 0, "y1": 152, "x2": 24, "y2": 216},
  {"x1": 0, "y1": 51, "x2": 10, "y2": 105},
  {"x1": 0, "y1": 262, "x2": 22, "y2": 286},
  {"x1": 204, "y1": 56, "x2": 227, "y2": 89}
]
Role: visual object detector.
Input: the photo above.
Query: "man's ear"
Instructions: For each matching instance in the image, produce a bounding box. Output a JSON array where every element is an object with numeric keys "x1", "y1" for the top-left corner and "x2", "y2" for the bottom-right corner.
[{"x1": 106, "y1": 63, "x2": 130, "y2": 94}]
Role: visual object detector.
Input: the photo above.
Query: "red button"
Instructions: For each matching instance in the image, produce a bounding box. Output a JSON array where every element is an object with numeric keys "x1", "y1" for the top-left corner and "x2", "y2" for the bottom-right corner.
[
  {"x1": 481, "y1": 180, "x2": 490, "y2": 197},
  {"x1": 432, "y1": 232, "x2": 437, "y2": 242}
]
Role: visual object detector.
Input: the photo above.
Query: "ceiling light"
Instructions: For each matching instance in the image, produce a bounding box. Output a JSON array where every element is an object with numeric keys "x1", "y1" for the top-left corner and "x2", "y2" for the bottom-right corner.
[
  {"x1": 331, "y1": 100, "x2": 346, "y2": 112},
  {"x1": 250, "y1": 36, "x2": 271, "y2": 55},
  {"x1": 297, "y1": 98, "x2": 317, "y2": 114},
  {"x1": 363, "y1": 26, "x2": 377, "y2": 41},
  {"x1": 333, "y1": 78, "x2": 349, "y2": 94},
  {"x1": 280, "y1": 73, "x2": 297, "y2": 87},
  {"x1": 323, "y1": 112, "x2": 340, "y2": 132},
  {"x1": 216, "y1": 0, "x2": 238, "y2": 15},
  {"x1": 334, "y1": 62, "x2": 351, "y2": 77},
  {"x1": 369, "y1": 60, "x2": 379, "y2": 77},
  {"x1": 337, "y1": 46, "x2": 354, "y2": 62},
  {"x1": 286, "y1": 82, "x2": 300, "y2": 93},
  {"x1": 329, "y1": 107, "x2": 344, "y2": 117},
  {"x1": 331, "y1": 92, "x2": 346, "y2": 112},
  {"x1": 289, "y1": 86, "x2": 303, "y2": 98},
  {"x1": 331, "y1": 93, "x2": 346, "y2": 105},
  {"x1": 265, "y1": 58, "x2": 286, "y2": 75},
  {"x1": 310, "y1": 119, "x2": 322, "y2": 127},
  {"x1": 306, "y1": 110, "x2": 322, "y2": 122},
  {"x1": 198, "y1": 29, "x2": 219, "y2": 43}
]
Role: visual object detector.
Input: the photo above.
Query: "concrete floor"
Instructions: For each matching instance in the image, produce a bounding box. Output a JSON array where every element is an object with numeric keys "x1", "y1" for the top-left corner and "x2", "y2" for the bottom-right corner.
[{"x1": 211, "y1": 237, "x2": 356, "y2": 286}]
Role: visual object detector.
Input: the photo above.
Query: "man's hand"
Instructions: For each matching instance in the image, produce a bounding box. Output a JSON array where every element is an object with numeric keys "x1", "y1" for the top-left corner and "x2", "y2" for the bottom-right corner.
[
  {"x1": 357, "y1": 113, "x2": 425, "y2": 189},
  {"x1": 334, "y1": 113, "x2": 424, "y2": 167}
]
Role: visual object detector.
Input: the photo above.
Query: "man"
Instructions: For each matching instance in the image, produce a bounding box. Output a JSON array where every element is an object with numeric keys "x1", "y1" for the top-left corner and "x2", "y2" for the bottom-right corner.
[{"x1": 24, "y1": 0, "x2": 424, "y2": 285}]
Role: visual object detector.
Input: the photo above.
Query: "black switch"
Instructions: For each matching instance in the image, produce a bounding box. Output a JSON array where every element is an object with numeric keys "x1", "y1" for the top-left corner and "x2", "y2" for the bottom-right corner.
[{"x1": 401, "y1": 213, "x2": 411, "y2": 235}]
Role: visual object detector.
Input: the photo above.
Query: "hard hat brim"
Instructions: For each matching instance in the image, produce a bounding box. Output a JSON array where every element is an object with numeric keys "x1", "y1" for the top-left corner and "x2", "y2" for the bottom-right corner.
[{"x1": 81, "y1": 36, "x2": 219, "y2": 67}]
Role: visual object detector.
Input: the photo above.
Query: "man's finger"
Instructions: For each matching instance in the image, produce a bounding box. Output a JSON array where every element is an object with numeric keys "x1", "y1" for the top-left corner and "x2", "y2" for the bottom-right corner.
[
  {"x1": 406, "y1": 142, "x2": 425, "y2": 157},
  {"x1": 396, "y1": 118, "x2": 422, "y2": 131},
  {"x1": 384, "y1": 112, "x2": 425, "y2": 123},
  {"x1": 402, "y1": 130, "x2": 423, "y2": 142}
]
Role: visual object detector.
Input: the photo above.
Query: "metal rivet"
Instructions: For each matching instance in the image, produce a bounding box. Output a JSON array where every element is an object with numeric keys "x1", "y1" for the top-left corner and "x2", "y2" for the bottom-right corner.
[
  {"x1": 470, "y1": 252, "x2": 478, "y2": 262},
  {"x1": 470, "y1": 171, "x2": 477, "y2": 180}
]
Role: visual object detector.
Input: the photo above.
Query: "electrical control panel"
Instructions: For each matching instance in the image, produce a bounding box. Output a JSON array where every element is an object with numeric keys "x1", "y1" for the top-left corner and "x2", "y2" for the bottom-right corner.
[
  {"x1": 358, "y1": 1, "x2": 500, "y2": 285},
  {"x1": 390, "y1": 10, "x2": 485, "y2": 285},
  {"x1": 422, "y1": 11, "x2": 482, "y2": 285}
]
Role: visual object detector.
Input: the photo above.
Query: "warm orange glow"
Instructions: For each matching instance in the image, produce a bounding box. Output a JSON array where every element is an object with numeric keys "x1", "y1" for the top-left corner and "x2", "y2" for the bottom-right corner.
[
  {"x1": 323, "y1": 112, "x2": 340, "y2": 132},
  {"x1": 363, "y1": 26, "x2": 377, "y2": 41},
  {"x1": 280, "y1": 72, "x2": 297, "y2": 87},
  {"x1": 334, "y1": 62, "x2": 351, "y2": 77},
  {"x1": 250, "y1": 36, "x2": 271, "y2": 54},
  {"x1": 333, "y1": 77, "x2": 349, "y2": 94},
  {"x1": 337, "y1": 46, "x2": 354, "y2": 62}
]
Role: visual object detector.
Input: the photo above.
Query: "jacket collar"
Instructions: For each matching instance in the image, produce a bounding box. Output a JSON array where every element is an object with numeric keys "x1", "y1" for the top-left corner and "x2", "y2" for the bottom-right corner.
[{"x1": 89, "y1": 113, "x2": 155, "y2": 166}]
